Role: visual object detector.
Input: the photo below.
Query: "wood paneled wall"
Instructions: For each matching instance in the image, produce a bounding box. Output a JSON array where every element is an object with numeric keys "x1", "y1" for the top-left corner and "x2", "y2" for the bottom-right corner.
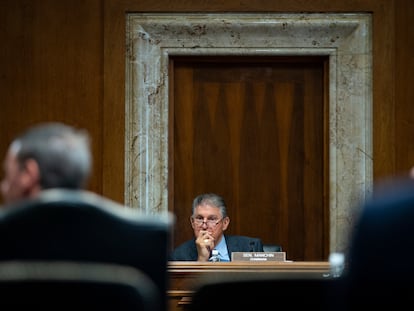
[
  {"x1": 0, "y1": 0, "x2": 104, "y2": 194},
  {"x1": 1, "y1": 0, "x2": 413, "y2": 255}
]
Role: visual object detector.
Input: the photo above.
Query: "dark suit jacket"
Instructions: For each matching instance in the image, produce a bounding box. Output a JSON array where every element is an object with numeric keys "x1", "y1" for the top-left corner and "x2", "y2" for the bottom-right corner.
[{"x1": 169, "y1": 234, "x2": 264, "y2": 261}]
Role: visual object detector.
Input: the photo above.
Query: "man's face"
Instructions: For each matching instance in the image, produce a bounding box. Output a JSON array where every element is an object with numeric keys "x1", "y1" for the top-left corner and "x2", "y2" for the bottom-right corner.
[
  {"x1": 191, "y1": 203, "x2": 230, "y2": 242},
  {"x1": 1, "y1": 147, "x2": 29, "y2": 204}
]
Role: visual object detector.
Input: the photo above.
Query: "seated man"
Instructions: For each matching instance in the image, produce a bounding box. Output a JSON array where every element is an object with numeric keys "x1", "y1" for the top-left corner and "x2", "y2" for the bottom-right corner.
[{"x1": 169, "y1": 193, "x2": 263, "y2": 261}]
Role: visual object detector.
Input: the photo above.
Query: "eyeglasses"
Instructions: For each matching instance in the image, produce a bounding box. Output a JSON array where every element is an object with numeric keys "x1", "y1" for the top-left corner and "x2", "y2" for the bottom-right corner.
[{"x1": 192, "y1": 217, "x2": 223, "y2": 228}]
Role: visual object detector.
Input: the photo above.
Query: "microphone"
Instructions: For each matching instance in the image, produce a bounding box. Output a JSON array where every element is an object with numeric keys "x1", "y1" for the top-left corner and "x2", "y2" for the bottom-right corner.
[{"x1": 249, "y1": 241, "x2": 255, "y2": 252}]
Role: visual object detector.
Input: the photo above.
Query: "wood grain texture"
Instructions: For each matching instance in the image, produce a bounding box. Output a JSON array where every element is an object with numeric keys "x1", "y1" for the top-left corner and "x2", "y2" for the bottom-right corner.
[
  {"x1": 0, "y1": 0, "x2": 411, "y2": 260},
  {"x1": 172, "y1": 57, "x2": 326, "y2": 260},
  {"x1": 0, "y1": 0, "x2": 103, "y2": 194}
]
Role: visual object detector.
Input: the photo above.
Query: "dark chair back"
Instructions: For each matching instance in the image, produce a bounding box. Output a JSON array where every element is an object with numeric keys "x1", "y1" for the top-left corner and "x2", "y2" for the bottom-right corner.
[
  {"x1": 0, "y1": 261, "x2": 161, "y2": 310},
  {"x1": 190, "y1": 275, "x2": 344, "y2": 311},
  {"x1": 0, "y1": 189, "x2": 174, "y2": 311}
]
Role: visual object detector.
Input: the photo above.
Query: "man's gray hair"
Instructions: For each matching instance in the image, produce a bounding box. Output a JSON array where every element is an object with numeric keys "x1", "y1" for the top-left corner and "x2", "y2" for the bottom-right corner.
[
  {"x1": 12, "y1": 122, "x2": 92, "y2": 189},
  {"x1": 192, "y1": 193, "x2": 227, "y2": 218}
]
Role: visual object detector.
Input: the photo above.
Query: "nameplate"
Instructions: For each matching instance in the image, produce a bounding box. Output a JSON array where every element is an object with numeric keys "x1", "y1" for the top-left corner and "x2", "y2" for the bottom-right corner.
[{"x1": 231, "y1": 252, "x2": 286, "y2": 262}]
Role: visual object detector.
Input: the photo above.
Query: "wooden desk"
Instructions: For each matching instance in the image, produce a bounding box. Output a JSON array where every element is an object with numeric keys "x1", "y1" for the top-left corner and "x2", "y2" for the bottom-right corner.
[{"x1": 168, "y1": 261, "x2": 331, "y2": 311}]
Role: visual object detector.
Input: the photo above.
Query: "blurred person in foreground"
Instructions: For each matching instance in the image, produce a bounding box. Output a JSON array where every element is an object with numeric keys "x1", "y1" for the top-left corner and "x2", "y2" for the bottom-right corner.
[
  {"x1": 342, "y1": 173, "x2": 414, "y2": 309},
  {"x1": 169, "y1": 193, "x2": 264, "y2": 261},
  {"x1": 0, "y1": 123, "x2": 172, "y2": 310},
  {"x1": 0, "y1": 122, "x2": 172, "y2": 311}
]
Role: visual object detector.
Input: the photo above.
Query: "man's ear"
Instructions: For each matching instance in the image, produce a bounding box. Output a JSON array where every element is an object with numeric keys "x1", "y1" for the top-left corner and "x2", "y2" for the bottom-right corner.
[
  {"x1": 222, "y1": 216, "x2": 230, "y2": 231},
  {"x1": 189, "y1": 216, "x2": 195, "y2": 228},
  {"x1": 21, "y1": 159, "x2": 40, "y2": 188}
]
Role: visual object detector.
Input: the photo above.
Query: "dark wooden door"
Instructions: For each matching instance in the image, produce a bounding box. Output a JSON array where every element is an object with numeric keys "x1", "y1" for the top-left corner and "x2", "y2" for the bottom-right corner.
[{"x1": 170, "y1": 56, "x2": 329, "y2": 261}]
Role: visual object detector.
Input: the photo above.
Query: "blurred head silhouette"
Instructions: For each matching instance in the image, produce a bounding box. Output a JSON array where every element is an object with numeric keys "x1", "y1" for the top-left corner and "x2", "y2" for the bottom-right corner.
[{"x1": 1, "y1": 122, "x2": 92, "y2": 204}]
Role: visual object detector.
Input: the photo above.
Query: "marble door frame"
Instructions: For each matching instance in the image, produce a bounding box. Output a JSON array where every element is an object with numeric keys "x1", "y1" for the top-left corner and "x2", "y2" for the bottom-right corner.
[{"x1": 125, "y1": 13, "x2": 372, "y2": 253}]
